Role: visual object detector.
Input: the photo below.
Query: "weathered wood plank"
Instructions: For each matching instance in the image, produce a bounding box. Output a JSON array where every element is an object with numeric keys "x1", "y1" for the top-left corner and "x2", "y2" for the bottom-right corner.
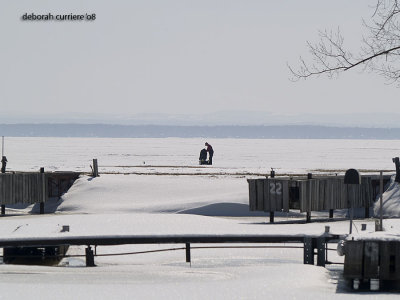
[
  {"x1": 247, "y1": 180, "x2": 257, "y2": 211},
  {"x1": 256, "y1": 179, "x2": 264, "y2": 211},
  {"x1": 344, "y1": 241, "x2": 364, "y2": 279},
  {"x1": 263, "y1": 179, "x2": 270, "y2": 212},
  {"x1": 269, "y1": 179, "x2": 277, "y2": 212},
  {"x1": 282, "y1": 180, "x2": 289, "y2": 212},
  {"x1": 364, "y1": 241, "x2": 380, "y2": 278},
  {"x1": 380, "y1": 241, "x2": 400, "y2": 280}
]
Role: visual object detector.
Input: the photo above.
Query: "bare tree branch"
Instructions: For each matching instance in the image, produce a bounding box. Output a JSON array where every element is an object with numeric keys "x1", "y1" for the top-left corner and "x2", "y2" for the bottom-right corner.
[{"x1": 289, "y1": 0, "x2": 400, "y2": 84}]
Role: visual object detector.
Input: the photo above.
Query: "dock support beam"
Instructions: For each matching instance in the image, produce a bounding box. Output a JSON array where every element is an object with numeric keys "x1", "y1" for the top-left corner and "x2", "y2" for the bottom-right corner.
[
  {"x1": 306, "y1": 211, "x2": 311, "y2": 223},
  {"x1": 269, "y1": 212, "x2": 274, "y2": 223},
  {"x1": 316, "y1": 238, "x2": 326, "y2": 267},
  {"x1": 304, "y1": 237, "x2": 326, "y2": 267},
  {"x1": 85, "y1": 246, "x2": 96, "y2": 267},
  {"x1": 1, "y1": 205, "x2": 4, "y2": 215},
  {"x1": 185, "y1": 243, "x2": 191, "y2": 263},
  {"x1": 304, "y1": 237, "x2": 314, "y2": 265},
  {"x1": 40, "y1": 202, "x2": 44, "y2": 214},
  {"x1": 329, "y1": 209, "x2": 334, "y2": 219}
]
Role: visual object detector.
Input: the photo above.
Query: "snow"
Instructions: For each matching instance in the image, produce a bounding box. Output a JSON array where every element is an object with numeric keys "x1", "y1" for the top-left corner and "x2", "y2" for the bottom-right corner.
[
  {"x1": 374, "y1": 175, "x2": 400, "y2": 218},
  {"x1": 1, "y1": 137, "x2": 400, "y2": 298},
  {"x1": 4, "y1": 137, "x2": 400, "y2": 175},
  {"x1": 58, "y1": 175, "x2": 250, "y2": 215}
]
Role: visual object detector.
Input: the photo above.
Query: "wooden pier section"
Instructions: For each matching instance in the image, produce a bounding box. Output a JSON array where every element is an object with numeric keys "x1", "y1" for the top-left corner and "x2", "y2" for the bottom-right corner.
[
  {"x1": 0, "y1": 171, "x2": 80, "y2": 213},
  {"x1": 248, "y1": 175, "x2": 390, "y2": 220},
  {"x1": 344, "y1": 239, "x2": 400, "y2": 290}
]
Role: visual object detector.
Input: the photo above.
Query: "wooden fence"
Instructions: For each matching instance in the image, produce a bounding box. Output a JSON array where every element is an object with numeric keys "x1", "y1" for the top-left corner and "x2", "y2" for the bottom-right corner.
[
  {"x1": 248, "y1": 176, "x2": 376, "y2": 215},
  {"x1": 0, "y1": 173, "x2": 47, "y2": 205},
  {"x1": 0, "y1": 172, "x2": 80, "y2": 206}
]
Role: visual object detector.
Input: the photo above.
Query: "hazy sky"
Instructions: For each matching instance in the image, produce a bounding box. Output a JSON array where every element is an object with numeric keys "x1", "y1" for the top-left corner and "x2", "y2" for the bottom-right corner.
[{"x1": 1, "y1": 0, "x2": 398, "y2": 120}]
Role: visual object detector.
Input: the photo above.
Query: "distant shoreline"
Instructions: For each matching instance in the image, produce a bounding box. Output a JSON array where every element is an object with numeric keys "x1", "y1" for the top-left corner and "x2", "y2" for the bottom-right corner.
[{"x1": 1, "y1": 124, "x2": 400, "y2": 139}]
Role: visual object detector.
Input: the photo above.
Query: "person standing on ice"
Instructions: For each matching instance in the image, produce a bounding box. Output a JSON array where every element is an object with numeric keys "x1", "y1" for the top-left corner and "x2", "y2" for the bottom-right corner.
[{"x1": 205, "y1": 142, "x2": 214, "y2": 165}]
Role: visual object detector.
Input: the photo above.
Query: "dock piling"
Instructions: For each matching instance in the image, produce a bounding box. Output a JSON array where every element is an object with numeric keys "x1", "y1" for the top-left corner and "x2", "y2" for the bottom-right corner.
[
  {"x1": 185, "y1": 243, "x2": 191, "y2": 264},
  {"x1": 269, "y1": 211, "x2": 274, "y2": 223},
  {"x1": 85, "y1": 246, "x2": 96, "y2": 267},
  {"x1": 92, "y1": 159, "x2": 99, "y2": 177}
]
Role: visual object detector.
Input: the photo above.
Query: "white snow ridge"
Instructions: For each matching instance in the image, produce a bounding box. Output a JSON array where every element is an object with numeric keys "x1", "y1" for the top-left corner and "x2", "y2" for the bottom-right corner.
[{"x1": 374, "y1": 175, "x2": 400, "y2": 218}]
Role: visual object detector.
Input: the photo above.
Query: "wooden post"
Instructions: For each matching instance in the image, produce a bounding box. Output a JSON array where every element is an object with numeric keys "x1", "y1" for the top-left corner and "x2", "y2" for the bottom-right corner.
[
  {"x1": 269, "y1": 211, "x2": 274, "y2": 223},
  {"x1": 92, "y1": 159, "x2": 99, "y2": 177},
  {"x1": 270, "y1": 168, "x2": 275, "y2": 178},
  {"x1": 329, "y1": 209, "x2": 334, "y2": 219},
  {"x1": 306, "y1": 175, "x2": 312, "y2": 223},
  {"x1": 1, "y1": 136, "x2": 5, "y2": 174},
  {"x1": 365, "y1": 202, "x2": 370, "y2": 219},
  {"x1": 379, "y1": 171, "x2": 383, "y2": 231},
  {"x1": 185, "y1": 243, "x2": 191, "y2": 263},
  {"x1": 40, "y1": 168, "x2": 45, "y2": 214},
  {"x1": 85, "y1": 246, "x2": 96, "y2": 267},
  {"x1": 306, "y1": 211, "x2": 311, "y2": 223},
  {"x1": 393, "y1": 157, "x2": 400, "y2": 183},
  {"x1": 1, "y1": 204, "x2": 5, "y2": 215},
  {"x1": 349, "y1": 185, "x2": 353, "y2": 234}
]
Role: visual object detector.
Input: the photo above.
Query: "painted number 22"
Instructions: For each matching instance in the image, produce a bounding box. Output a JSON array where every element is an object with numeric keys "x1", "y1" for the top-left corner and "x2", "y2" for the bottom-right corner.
[{"x1": 269, "y1": 182, "x2": 282, "y2": 195}]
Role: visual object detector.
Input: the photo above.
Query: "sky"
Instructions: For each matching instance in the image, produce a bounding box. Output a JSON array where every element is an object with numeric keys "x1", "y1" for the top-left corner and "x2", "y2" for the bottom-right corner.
[{"x1": 1, "y1": 0, "x2": 399, "y2": 123}]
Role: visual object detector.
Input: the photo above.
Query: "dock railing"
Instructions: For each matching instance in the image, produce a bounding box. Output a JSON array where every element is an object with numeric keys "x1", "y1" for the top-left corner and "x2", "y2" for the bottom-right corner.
[{"x1": 0, "y1": 233, "x2": 341, "y2": 267}]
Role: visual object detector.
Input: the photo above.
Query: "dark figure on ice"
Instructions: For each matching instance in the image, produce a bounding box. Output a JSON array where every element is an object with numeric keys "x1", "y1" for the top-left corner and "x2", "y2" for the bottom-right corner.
[
  {"x1": 205, "y1": 142, "x2": 214, "y2": 165},
  {"x1": 199, "y1": 148, "x2": 208, "y2": 165},
  {"x1": 1, "y1": 156, "x2": 7, "y2": 173}
]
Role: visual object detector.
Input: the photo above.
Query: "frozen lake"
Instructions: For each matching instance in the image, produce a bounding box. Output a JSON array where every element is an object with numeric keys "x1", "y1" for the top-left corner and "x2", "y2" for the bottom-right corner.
[
  {"x1": 1, "y1": 137, "x2": 400, "y2": 298},
  {"x1": 3, "y1": 137, "x2": 400, "y2": 175}
]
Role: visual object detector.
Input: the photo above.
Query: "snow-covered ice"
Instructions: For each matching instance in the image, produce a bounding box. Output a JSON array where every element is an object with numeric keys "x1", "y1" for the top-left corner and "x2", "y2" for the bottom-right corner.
[
  {"x1": 1, "y1": 137, "x2": 400, "y2": 299},
  {"x1": 4, "y1": 137, "x2": 400, "y2": 175}
]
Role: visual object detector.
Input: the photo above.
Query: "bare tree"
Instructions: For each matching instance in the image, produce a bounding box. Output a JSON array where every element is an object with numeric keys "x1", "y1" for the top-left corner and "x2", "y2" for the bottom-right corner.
[{"x1": 289, "y1": 0, "x2": 400, "y2": 84}]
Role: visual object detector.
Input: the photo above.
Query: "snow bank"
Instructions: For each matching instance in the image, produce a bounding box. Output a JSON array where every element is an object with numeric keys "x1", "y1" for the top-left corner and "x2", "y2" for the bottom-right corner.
[
  {"x1": 373, "y1": 175, "x2": 400, "y2": 218},
  {"x1": 58, "y1": 174, "x2": 266, "y2": 217}
]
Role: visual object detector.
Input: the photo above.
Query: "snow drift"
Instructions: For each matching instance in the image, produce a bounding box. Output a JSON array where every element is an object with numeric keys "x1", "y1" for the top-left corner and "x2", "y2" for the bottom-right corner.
[{"x1": 374, "y1": 175, "x2": 400, "y2": 218}]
